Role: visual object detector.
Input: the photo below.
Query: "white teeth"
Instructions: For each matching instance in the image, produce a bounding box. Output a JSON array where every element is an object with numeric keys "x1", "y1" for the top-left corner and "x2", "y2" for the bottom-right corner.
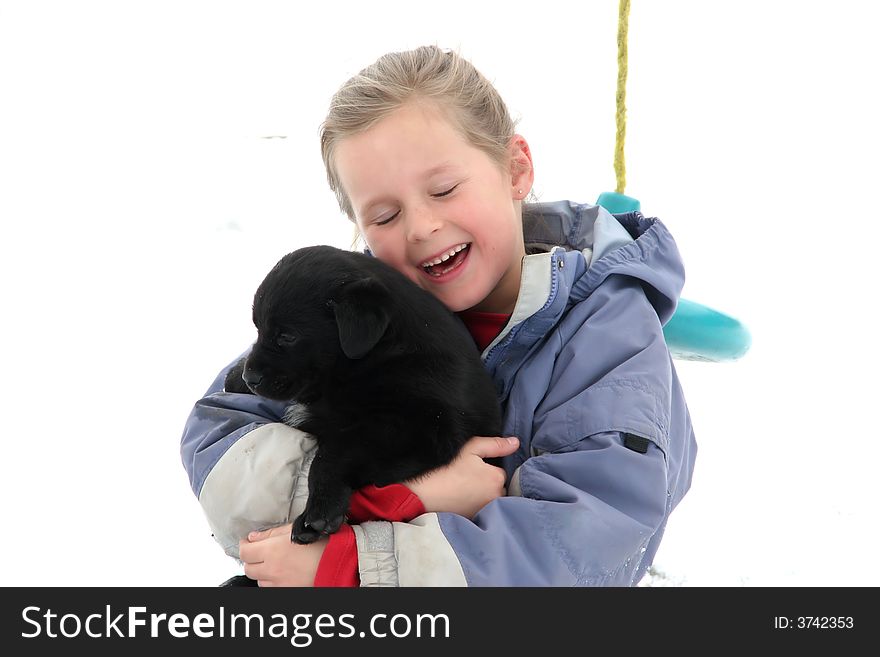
[{"x1": 420, "y1": 243, "x2": 469, "y2": 268}]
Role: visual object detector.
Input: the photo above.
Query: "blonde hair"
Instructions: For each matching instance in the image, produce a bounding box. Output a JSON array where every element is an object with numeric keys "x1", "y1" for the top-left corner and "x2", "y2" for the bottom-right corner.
[{"x1": 320, "y1": 45, "x2": 521, "y2": 222}]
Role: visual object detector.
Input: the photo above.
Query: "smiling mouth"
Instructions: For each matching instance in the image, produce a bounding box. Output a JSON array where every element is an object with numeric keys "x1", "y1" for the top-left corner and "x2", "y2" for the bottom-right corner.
[{"x1": 420, "y1": 243, "x2": 470, "y2": 277}]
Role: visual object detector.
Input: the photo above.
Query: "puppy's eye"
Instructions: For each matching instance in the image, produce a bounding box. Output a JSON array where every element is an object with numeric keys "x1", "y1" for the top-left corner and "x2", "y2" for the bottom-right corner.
[{"x1": 277, "y1": 333, "x2": 297, "y2": 347}]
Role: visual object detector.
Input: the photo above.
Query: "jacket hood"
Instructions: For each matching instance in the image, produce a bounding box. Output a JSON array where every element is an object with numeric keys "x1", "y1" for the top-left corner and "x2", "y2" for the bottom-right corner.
[{"x1": 522, "y1": 200, "x2": 686, "y2": 325}]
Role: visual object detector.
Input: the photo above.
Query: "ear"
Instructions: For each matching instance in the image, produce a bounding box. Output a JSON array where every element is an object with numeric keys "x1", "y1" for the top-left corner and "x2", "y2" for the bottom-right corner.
[
  {"x1": 332, "y1": 278, "x2": 391, "y2": 359},
  {"x1": 508, "y1": 134, "x2": 535, "y2": 199}
]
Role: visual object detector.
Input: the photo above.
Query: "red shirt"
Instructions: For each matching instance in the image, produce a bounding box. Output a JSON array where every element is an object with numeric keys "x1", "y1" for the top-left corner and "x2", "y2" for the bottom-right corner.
[{"x1": 457, "y1": 310, "x2": 512, "y2": 352}]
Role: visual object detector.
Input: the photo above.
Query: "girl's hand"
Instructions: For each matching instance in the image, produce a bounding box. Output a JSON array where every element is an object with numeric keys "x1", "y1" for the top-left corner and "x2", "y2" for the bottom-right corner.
[
  {"x1": 405, "y1": 436, "x2": 519, "y2": 519},
  {"x1": 239, "y1": 524, "x2": 327, "y2": 587}
]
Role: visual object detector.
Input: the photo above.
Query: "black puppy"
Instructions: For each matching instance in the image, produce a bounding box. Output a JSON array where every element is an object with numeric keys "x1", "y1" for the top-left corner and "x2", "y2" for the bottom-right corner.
[{"x1": 225, "y1": 245, "x2": 503, "y2": 546}]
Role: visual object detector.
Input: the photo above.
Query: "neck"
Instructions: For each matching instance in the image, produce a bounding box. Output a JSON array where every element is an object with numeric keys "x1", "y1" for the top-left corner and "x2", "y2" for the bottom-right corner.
[{"x1": 469, "y1": 256, "x2": 523, "y2": 314}]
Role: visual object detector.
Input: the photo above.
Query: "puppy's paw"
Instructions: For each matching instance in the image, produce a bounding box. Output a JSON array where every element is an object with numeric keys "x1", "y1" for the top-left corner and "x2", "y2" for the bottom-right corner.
[
  {"x1": 291, "y1": 510, "x2": 345, "y2": 544},
  {"x1": 291, "y1": 513, "x2": 323, "y2": 544}
]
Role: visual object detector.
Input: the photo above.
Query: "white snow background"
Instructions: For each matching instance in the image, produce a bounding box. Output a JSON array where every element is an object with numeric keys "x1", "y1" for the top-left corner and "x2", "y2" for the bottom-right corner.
[{"x1": 1, "y1": 0, "x2": 878, "y2": 586}]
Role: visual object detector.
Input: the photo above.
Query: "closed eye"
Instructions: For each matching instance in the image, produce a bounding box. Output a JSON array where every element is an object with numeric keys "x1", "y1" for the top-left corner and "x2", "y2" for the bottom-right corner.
[
  {"x1": 433, "y1": 184, "x2": 459, "y2": 198},
  {"x1": 373, "y1": 185, "x2": 459, "y2": 226},
  {"x1": 375, "y1": 212, "x2": 399, "y2": 226},
  {"x1": 277, "y1": 332, "x2": 297, "y2": 347}
]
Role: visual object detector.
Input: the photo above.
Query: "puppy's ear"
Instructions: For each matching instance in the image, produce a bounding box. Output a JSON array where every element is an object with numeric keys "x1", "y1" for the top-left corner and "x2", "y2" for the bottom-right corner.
[{"x1": 332, "y1": 278, "x2": 391, "y2": 359}]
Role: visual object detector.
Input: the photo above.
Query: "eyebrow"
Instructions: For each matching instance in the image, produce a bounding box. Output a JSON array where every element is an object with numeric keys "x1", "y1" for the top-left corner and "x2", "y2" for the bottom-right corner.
[
  {"x1": 423, "y1": 162, "x2": 458, "y2": 177},
  {"x1": 357, "y1": 162, "x2": 460, "y2": 217}
]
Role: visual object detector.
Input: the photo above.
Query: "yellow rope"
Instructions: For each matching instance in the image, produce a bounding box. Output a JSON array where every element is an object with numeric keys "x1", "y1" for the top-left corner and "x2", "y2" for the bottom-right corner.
[{"x1": 614, "y1": 0, "x2": 630, "y2": 194}]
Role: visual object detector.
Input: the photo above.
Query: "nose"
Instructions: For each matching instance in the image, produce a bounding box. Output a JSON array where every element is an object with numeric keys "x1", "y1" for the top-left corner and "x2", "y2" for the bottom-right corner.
[
  {"x1": 242, "y1": 368, "x2": 263, "y2": 388},
  {"x1": 405, "y1": 205, "x2": 442, "y2": 243}
]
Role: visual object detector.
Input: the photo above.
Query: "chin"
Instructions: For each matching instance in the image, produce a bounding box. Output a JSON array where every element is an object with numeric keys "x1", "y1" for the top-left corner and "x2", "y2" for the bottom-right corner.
[
  {"x1": 454, "y1": 281, "x2": 499, "y2": 313},
  {"x1": 444, "y1": 293, "x2": 486, "y2": 314}
]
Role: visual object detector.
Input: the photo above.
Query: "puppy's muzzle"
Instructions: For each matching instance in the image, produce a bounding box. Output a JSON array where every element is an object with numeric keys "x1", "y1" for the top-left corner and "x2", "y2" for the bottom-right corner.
[{"x1": 242, "y1": 369, "x2": 263, "y2": 389}]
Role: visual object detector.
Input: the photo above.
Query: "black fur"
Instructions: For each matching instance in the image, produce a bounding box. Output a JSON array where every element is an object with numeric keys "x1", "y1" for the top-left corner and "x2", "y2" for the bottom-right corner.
[{"x1": 225, "y1": 245, "x2": 503, "y2": 545}]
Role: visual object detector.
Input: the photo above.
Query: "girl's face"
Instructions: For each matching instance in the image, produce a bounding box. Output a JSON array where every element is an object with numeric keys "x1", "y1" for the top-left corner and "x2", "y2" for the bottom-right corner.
[{"x1": 334, "y1": 102, "x2": 533, "y2": 314}]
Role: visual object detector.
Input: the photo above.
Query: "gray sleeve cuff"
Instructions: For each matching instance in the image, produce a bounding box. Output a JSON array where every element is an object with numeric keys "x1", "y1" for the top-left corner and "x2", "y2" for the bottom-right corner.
[
  {"x1": 352, "y1": 522, "x2": 399, "y2": 587},
  {"x1": 352, "y1": 514, "x2": 468, "y2": 587}
]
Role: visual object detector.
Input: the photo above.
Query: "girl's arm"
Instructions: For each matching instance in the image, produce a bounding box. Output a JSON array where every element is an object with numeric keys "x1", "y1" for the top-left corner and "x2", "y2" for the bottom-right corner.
[
  {"x1": 180, "y1": 351, "x2": 315, "y2": 559},
  {"x1": 237, "y1": 436, "x2": 519, "y2": 587}
]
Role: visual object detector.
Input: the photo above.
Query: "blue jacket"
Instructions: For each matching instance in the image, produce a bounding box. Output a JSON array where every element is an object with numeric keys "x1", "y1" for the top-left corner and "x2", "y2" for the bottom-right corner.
[{"x1": 180, "y1": 200, "x2": 697, "y2": 586}]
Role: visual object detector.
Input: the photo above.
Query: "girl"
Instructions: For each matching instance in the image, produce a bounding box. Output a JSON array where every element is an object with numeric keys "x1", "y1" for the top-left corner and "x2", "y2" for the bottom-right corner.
[{"x1": 180, "y1": 45, "x2": 697, "y2": 586}]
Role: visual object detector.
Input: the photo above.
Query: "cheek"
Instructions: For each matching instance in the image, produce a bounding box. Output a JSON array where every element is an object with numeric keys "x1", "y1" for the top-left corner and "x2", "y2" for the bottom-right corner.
[
  {"x1": 472, "y1": 208, "x2": 520, "y2": 254},
  {"x1": 365, "y1": 240, "x2": 418, "y2": 282},
  {"x1": 389, "y1": 260, "x2": 422, "y2": 288}
]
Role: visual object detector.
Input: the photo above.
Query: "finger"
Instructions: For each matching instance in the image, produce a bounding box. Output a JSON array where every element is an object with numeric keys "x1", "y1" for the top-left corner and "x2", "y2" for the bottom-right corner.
[
  {"x1": 248, "y1": 524, "x2": 293, "y2": 542},
  {"x1": 238, "y1": 540, "x2": 264, "y2": 564},
  {"x1": 247, "y1": 530, "x2": 269, "y2": 542},
  {"x1": 270, "y1": 523, "x2": 294, "y2": 538},
  {"x1": 243, "y1": 562, "x2": 265, "y2": 581},
  {"x1": 468, "y1": 436, "x2": 519, "y2": 458},
  {"x1": 239, "y1": 552, "x2": 264, "y2": 566},
  {"x1": 239, "y1": 539, "x2": 254, "y2": 560}
]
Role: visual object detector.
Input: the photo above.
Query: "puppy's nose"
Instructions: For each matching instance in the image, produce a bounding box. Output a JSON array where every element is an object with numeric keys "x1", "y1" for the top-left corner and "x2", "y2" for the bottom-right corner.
[{"x1": 242, "y1": 369, "x2": 263, "y2": 388}]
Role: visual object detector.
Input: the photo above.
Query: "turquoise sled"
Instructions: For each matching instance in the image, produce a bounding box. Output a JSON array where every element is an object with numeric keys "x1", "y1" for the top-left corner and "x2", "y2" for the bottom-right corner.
[{"x1": 596, "y1": 192, "x2": 752, "y2": 363}]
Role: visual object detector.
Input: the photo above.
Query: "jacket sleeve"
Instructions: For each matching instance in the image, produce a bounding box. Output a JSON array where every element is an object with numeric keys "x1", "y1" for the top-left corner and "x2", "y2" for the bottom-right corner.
[
  {"x1": 180, "y1": 352, "x2": 318, "y2": 560},
  {"x1": 181, "y1": 354, "x2": 430, "y2": 570},
  {"x1": 350, "y1": 275, "x2": 697, "y2": 586}
]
